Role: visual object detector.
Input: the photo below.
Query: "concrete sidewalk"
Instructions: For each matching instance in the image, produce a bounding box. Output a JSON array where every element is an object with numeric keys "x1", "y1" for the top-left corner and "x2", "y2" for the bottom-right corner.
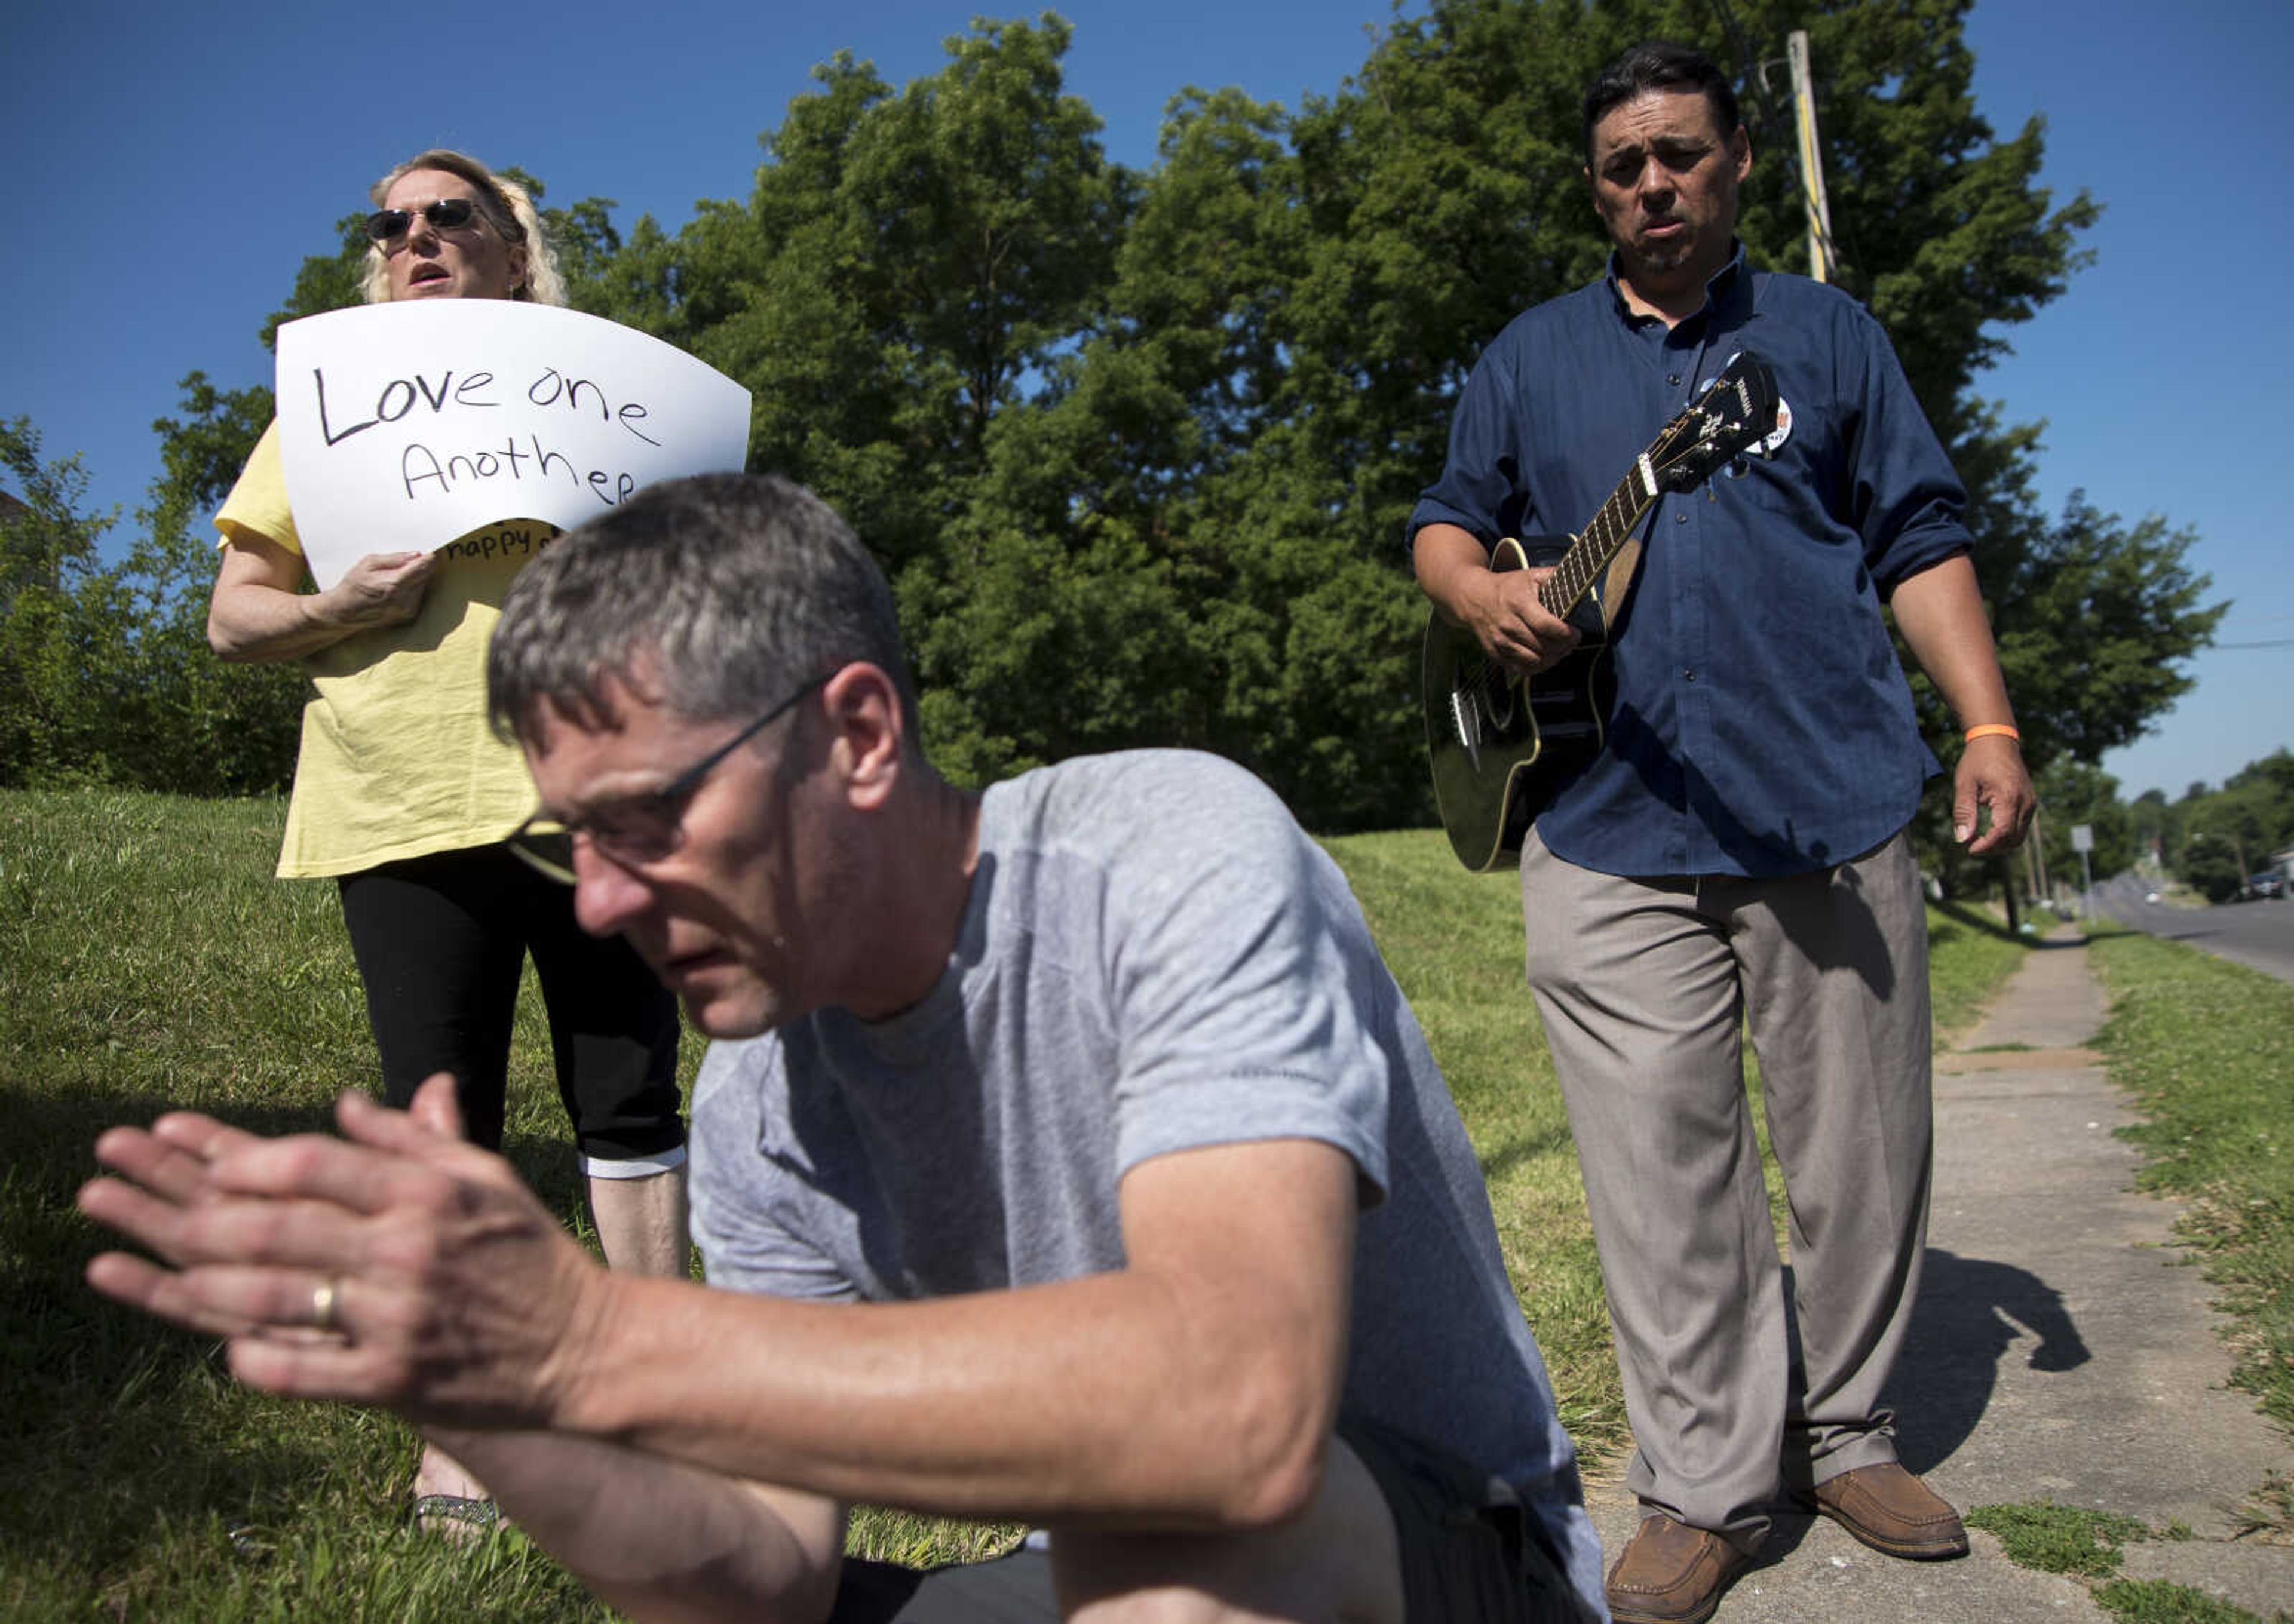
[{"x1": 1581, "y1": 936, "x2": 2294, "y2": 1621}]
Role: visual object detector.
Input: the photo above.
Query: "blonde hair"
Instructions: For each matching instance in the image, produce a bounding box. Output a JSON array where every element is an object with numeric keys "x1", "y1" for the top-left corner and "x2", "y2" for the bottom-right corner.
[{"x1": 361, "y1": 148, "x2": 568, "y2": 307}]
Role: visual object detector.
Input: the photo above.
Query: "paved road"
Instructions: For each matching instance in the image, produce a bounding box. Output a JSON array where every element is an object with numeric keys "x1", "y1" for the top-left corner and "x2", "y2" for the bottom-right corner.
[{"x1": 2086, "y1": 871, "x2": 2294, "y2": 983}]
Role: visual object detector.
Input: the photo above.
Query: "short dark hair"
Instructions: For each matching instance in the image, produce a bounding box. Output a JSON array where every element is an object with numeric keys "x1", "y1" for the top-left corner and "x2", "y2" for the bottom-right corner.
[
  {"x1": 487, "y1": 472, "x2": 919, "y2": 744},
  {"x1": 1581, "y1": 41, "x2": 1742, "y2": 159}
]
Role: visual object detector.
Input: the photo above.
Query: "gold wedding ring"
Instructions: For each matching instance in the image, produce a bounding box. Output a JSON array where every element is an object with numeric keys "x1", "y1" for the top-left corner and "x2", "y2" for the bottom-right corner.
[{"x1": 311, "y1": 1277, "x2": 341, "y2": 1335}]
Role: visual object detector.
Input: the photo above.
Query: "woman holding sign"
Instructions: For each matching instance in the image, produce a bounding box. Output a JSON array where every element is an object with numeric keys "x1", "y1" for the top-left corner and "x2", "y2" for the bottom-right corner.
[{"x1": 204, "y1": 150, "x2": 686, "y2": 1536}]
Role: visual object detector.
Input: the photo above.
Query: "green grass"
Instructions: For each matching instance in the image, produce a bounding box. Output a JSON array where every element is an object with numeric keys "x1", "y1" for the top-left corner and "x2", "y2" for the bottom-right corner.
[
  {"x1": 2, "y1": 790, "x2": 2038, "y2": 1618},
  {"x1": 1320, "y1": 835, "x2": 1622, "y2": 1448},
  {"x1": 1952, "y1": 931, "x2": 2294, "y2": 1624},
  {"x1": 2088, "y1": 932, "x2": 2294, "y2": 1433},
  {"x1": 1926, "y1": 897, "x2": 2032, "y2": 1035},
  {"x1": 1962, "y1": 1500, "x2": 2154, "y2": 1579},
  {"x1": 2093, "y1": 1579, "x2": 2278, "y2": 1624},
  {"x1": 1963, "y1": 1502, "x2": 2263, "y2": 1624}
]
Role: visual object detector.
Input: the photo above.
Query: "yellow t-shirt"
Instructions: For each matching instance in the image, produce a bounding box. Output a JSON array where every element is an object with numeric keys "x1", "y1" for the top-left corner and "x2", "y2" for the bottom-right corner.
[{"x1": 216, "y1": 422, "x2": 556, "y2": 879}]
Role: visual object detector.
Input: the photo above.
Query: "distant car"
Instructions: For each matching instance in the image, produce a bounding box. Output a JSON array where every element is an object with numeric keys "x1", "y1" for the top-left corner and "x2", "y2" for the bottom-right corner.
[{"x1": 2240, "y1": 871, "x2": 2289, "y2": 901}]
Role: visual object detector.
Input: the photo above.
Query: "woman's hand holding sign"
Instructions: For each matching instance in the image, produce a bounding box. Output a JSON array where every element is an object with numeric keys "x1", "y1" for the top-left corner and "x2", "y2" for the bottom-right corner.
[
  {"x1": 325, "y1": 547, "x2": 438, "y2": 630},
  {"x1": 207, "y1": 534, "x2": 438, "y2": 663}
]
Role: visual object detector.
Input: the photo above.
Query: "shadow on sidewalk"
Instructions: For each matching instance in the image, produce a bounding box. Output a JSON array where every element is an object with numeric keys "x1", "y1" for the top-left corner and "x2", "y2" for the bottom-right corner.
[{"x1": 1886, "y1": 1248, "x2": 2093, "y2": 1473}]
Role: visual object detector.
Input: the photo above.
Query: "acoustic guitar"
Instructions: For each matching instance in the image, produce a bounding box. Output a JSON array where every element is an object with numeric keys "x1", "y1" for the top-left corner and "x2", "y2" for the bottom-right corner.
[{"x1": 1422, "y1": 352, "x2": 1780, "y2": 871}]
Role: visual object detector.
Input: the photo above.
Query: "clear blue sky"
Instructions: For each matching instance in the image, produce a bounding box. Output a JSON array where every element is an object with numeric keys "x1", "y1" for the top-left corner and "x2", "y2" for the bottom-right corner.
[{"x1": 4, "y1": 0, "x2": 2282, "y2": 802}]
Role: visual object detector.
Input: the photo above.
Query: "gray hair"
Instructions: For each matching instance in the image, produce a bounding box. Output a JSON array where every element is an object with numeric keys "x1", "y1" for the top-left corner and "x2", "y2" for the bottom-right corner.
[
  {"x1": 487, "y1": 472, "x2": 919, "y2": 743},
  {"x1": 363, "y1": 148, "x2": 568, "y2": 307}
]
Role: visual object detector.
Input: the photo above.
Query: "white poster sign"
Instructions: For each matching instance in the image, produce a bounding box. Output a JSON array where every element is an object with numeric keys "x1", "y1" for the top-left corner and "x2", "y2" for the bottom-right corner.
[{"x1": 274, "y1": 301, "x2": 752, "y2": 590}]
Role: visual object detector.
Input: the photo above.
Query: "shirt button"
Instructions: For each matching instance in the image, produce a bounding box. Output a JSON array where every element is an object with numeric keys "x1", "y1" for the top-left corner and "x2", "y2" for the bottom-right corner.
[
  {"x1": 1667, "y1": 373, "x2": 1682, "y2": 386},
  {"x1": 1683, "y1": 669, "x2": 1697, "y2": 683},
  {"x1": 1676, "y1": 511, "x2": 1688, "y2": 524}
]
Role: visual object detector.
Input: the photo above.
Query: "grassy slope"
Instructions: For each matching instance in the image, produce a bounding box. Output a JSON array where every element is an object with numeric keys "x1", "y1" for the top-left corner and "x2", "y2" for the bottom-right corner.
[
  {"x1": 2, "y1": 791, "x2": 2031, "y2": 1619},
  {"x1": 2088, "y1": 931, "x2": 2294, "y2": 1432}
]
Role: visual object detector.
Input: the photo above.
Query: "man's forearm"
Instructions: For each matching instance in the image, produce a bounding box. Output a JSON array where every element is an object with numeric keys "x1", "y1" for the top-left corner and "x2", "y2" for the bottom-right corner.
[
  {"x1": 1411, "y1": 523, "x2": 1494, "y2": 622},
  {"x1": 427, "y1": 1426, "x2": 843, "y2": 1624},
  {"x1": 1887, "y1": 552, "x2": 2015, "y2": 727},
  {"x1": 81, "y1": 1100, "x2": 1353, "y2": 1542},
  {"x1": 554, "y1": 1142, "x2": 1355, "y2": 1533},
  {"x1": 1889, "y1": 551, "x2": 2035, "y2": 851}
]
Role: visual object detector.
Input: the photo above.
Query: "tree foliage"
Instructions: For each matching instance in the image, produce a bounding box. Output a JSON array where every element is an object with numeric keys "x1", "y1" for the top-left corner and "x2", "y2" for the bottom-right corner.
[
  {"x1": 27, "y1": 0, "x2": 2222, "y2": 843},
  {"x1": 2170, "y1": 751, "x2": 2294, "y2": 901},
  {"x1": 2026, "y1": 757, "x2": 2137, "y2": 897},
  {"x1": 2, "y1": 419, "x2": 119, "y2": 787},
  {"x1": 1, "y1": 396, "x2": 303, "y2": 797}
]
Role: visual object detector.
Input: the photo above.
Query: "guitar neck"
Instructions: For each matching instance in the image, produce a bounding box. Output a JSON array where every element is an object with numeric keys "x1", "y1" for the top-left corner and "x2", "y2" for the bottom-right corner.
[{"x1": 1537, "y1": 452, "x2": 1662, "y2": 619}]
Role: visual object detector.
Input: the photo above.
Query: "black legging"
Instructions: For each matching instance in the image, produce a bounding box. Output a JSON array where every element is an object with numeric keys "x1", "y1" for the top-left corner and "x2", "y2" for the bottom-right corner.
[{"x1": 336, "y1": 843, "x2": 682, "y2": 1163}]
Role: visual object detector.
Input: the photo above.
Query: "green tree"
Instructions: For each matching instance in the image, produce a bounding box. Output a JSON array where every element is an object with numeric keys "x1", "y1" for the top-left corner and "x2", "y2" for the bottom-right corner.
[
  {"x1": 2173, "y1": 751, "x2": 2294, "y2": 898},
  {"x1": 260, "y1": 213, "x2": 369, "y2": 352},
  {"x1": 128, "y1": 374, "x2": 306, "y2": 794},
  {"x1": 1908, "y1": 489, "x2": 2225, "y2": 898},
  {"x1": 1986, "y1": 495, "x2": 2225, "y2": 770},
  {"x1": 608, "y1": 19, "x2": 1142, "y2": 777},
  {"x1": 1, "y1": 419, "x2": 122, "y2": 785},
  {"x1": 1166, "y1": 0, "x2": 2108, "y2": 828},
  {"x1": 100, "y1": 3, "x2": 2173, "y2": 837},
  {"x1": 1, "y1": 397, "x2": 307, "y2": 797},
  {"x1": 2026, "y1": 759, "x2": 2134, "y2": 899}
]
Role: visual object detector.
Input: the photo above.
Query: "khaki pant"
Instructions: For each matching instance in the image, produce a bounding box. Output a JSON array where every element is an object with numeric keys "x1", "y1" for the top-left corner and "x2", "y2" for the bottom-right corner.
[{"x1": 1520, "y1": 827, "x2": 1933, "y2": 1545}]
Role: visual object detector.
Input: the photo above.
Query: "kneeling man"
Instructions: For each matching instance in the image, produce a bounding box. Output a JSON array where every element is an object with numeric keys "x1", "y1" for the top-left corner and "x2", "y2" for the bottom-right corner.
[{"x1": 82, "y1": 473, "x2": 1607, "y2": 1623}]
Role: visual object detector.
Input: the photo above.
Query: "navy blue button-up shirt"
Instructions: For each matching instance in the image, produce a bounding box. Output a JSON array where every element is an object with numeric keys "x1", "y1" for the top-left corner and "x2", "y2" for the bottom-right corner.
[{"x1": 1409, "y1": 251, "x2": 1965, "y2": 879}]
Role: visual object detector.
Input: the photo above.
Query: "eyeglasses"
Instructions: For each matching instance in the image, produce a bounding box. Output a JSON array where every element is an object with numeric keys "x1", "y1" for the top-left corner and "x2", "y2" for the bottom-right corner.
[
  {"x1": 506, "y1": 675, "x2": 831, "y2": 886},
  {"x1": 364, "y1": 198, "x2": 484, "y2": 246}
]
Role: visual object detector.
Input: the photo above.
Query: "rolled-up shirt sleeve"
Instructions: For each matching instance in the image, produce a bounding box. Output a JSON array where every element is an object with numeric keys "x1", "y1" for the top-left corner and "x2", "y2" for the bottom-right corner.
[
  {"x1": 1843, "y1": 307, "x2": 1973, "y2": 594},
  {"x1": 1406, "y1": 347, "x2": 1534, "y2": 553}
]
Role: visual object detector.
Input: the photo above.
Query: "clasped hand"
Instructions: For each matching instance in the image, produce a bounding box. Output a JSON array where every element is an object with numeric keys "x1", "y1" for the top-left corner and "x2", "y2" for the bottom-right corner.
[{"x1": 78, "y1": 1076, "x2": 600, "y2": 1431}]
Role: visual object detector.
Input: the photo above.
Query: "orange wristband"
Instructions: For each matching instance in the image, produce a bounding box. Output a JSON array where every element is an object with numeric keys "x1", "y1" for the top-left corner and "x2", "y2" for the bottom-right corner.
[{"x1": 1963, "y1": 723, "x2": 2020, "y2": 742}]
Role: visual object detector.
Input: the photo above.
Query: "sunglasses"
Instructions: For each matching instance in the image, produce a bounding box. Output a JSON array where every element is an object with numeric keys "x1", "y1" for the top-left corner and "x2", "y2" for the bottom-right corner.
[{"x1": 364, "y1": 198, "x2": 486, "y2": 245}]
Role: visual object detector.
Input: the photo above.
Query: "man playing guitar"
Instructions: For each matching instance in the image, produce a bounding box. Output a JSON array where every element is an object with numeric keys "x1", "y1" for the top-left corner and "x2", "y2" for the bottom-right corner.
[{"x1": 1409, "y1": 39, "x2": 2033, "y2": 1624}]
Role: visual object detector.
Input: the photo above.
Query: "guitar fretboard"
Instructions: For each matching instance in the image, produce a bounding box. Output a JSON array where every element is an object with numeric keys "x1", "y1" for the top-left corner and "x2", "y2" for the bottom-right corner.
[{"x1": 1535, "y1": 453, "x2": 1659, "y2": 620}]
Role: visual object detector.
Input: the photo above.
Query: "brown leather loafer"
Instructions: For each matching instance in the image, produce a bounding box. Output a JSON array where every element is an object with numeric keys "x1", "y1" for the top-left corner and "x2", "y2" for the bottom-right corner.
[
  {"x1": 1800, "y1": 1462, "x2": 1969, "y2": 1559},
  {"x1": 1606, "y1": 1514, "x2": 1753, "y2": 1624}
]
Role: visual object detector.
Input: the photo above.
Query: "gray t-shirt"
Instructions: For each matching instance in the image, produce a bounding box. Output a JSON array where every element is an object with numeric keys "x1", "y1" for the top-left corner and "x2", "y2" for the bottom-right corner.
[{"x1": 690, "y1": 749, "x2": 1603, "y2": 1607}]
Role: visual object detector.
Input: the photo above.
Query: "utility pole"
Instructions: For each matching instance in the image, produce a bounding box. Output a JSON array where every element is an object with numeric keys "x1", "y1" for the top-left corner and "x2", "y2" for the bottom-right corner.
[{"x1": 1786, "y1": 30, "x2": 1836, "y2": 283}]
